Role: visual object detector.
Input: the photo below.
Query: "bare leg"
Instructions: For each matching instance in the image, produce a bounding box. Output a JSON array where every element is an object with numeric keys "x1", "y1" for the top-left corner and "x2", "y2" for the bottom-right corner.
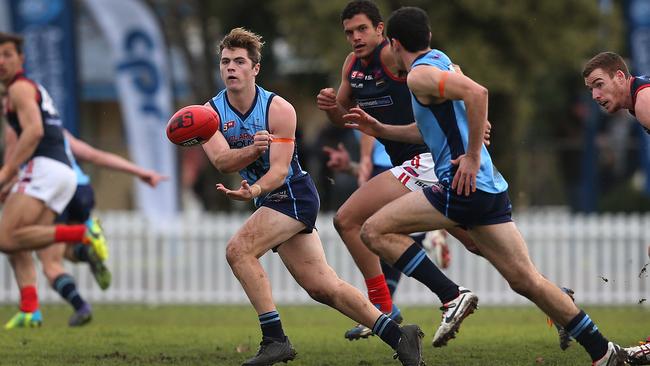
[
  {"x1": 0, "y1": 193, "x2": 60, "y2": 253},
  {"x1": 278, "y1": 231, "x2": 382, "y2": 327},
  {"x1": 225, "y1": 207, "x2": 305, "y2": 315},
  {"x1": 334, "y1": 170, "x2": 410, "y2": 278}
]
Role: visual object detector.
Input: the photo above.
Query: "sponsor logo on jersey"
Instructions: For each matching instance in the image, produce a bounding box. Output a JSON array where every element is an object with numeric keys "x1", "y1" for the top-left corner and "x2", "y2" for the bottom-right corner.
[
  {"x1": 223, "y1": 120, "x2": 235, "y2": 132},
  {"x1": 357, "y1": 96, "x2": 393, "y2": 109},
  {"x1": 351, "y1": 71, "x2": 365, "y2": 79}
]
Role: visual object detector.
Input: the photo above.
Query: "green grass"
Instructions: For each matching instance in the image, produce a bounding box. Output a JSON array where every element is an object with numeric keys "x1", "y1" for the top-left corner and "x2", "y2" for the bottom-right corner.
[{"x1": 0, "y1": 304, "x2": 647, "y2": 365}]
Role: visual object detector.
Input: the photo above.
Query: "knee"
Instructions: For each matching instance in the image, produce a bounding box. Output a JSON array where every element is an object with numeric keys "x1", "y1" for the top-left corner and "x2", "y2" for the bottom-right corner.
[
  {"x1": 0, "y1": 231, "x2": 14, "y2": 253},
  {"x1": 225, "y1": 238, "x2": 250, "y2": 268},
  {"x1": 333, "y1": 207, "x2": 356, "y2": 234},
  {"x1": 507, "y1": 272, "x2": 541, "y2": 297},
  {"x1": 359, "y1": 219, "x2": 382, "y2": 252}
]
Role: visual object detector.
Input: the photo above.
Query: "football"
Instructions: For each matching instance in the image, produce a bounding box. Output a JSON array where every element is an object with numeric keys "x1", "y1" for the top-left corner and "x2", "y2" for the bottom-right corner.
[{"x1": 166, "y1": 105, "x2": 220, "y2": 146}]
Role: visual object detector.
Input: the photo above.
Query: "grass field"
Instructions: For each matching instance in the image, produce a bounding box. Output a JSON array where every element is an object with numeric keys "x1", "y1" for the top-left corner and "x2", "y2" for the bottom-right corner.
[{"x1": 0, "y1": 304, "x2": 647, "y2": 365}]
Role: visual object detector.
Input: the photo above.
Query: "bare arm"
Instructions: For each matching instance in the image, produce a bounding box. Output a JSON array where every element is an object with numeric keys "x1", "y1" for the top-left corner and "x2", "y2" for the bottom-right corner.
[
  {"x1": 317, "y1": 53, "x2": 357, "y2": 127},
  {"x1": 201, "y1": 104, "x2": 271, "y2": 174},
  {"x1": 65, "y1": 130, "x2": 167, "y2": 187},
  {"x1": 408, "y1": 66, "x2": 488, "y2": 196},
  {"x1": 342, "y1": 108, "x2": 425, "y2": 144},
  {"x1": 0, "y1": 81, "x2": 43, "y2": 184},
  {"x1": 635, "y1": 88, "x2": 650, "y2": 129},
  {"x1": 357, "y1": 133, "x2": 375, "y2": 185}
]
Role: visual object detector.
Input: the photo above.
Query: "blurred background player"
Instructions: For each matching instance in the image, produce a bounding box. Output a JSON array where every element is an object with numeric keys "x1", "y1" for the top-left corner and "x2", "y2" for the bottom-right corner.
[
  {"x1": 582, "y1": 51, "x2": 650, "y2": 365},
  {"x1": 0, "y1": 32, "x2": 107, "y2": 328},
  {"x1": 4, "y1": 129, "x2": 167, "y2": 328},
  {"x1": 200, "y1": 27, "x2": 424, "y2": 366},
  {"x1": 317, "y1": 0, "x2": 478, "y2": 346}
]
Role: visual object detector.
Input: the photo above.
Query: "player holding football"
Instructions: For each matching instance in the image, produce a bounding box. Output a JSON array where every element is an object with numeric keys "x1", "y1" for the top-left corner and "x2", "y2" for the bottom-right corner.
[
  {"x1": 582, "y1": 51, "x2": 650, "y2": 365},
  {"x1": 345, "y1": 7, "x2": 645, "y2": 365},
  {"x1": 0, "y1": 32, "x2": 107, "y2": 328},
  {"x1": 317, "y1": 0, "x2": 479, "y2": 345},
  {"x1": 198, "y1": 27, "x2": 425, "y2": 366}
]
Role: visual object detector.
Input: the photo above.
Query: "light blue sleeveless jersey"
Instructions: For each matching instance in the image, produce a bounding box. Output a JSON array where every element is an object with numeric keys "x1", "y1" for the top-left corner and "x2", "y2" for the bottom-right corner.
[
  {"x1": 410, "y1": 50, "x2": 507, "y2": 193},
  {"x1": 208, "y1": 85, "x2": 306, "y2": 185},
  {"x1": 63, "y1": 137, "x2": 91, "y2": 186}
]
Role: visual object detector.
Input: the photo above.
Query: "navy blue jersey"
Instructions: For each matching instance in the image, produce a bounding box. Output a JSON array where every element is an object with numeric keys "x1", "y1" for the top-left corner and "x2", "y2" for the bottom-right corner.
[
  {"x1": 631, "y1": 75, "x2": 650, "y2": 117},
  {"x1": 347, "y1": 40, "x2": 429, "y2": 166},
  {"x1": 208, "y1": 85, "x2": 306, "y2": 205},
  {"x1": 3, "y1": 71, "x2": 70, "y2": 166},
  {"x1": 411, "y1": 50, "x2": 508, "y2": 194}
]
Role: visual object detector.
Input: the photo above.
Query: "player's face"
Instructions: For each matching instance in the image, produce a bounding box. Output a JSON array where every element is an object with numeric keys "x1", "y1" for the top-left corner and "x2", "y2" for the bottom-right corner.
[
  {"x1": 584, "y1": 68, "x2": 627, "y2": 113},
  {"x1": 0, "y1": 42, "x2": 24, "y2": 84},
  {"x1": 220, "y1": 47, "x2": 259, "y2": 92},
  {"x1": 342, "y1": 14, "x2": 384, "y2": 59}
]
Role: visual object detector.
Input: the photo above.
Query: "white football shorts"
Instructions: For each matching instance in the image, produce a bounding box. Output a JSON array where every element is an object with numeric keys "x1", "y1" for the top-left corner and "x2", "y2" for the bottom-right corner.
[
  {"x1": 11, "y1": 156, "x2": 77, "y2": 214},
  {"x1": 390, "y1": 152, "x2": 438, "y2": 191}
]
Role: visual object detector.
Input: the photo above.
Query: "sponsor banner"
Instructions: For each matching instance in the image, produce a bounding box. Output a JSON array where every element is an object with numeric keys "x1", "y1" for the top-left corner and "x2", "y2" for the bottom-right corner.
[
  {"x1": 9, "y1": 0, "x2": 79, "y2": 134},
  {"x1": 84, "y1": 0, "x2": 178, "y2": 218}
]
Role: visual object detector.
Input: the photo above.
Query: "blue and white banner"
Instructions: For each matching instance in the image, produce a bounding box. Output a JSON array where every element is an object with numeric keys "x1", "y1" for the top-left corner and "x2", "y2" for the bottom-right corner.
[
  {"x1": 9, "y1": 0, "x2": 79, "y2": 135},
  {"x1": 83, "y1": 0, "x2": 178, "y2": 219},
  {"x1": 0, "y1": 0, "x2": 10, "y2": 31},
  {"x1": 627, "y1": 0, "x2": 650, "y2": 194}
]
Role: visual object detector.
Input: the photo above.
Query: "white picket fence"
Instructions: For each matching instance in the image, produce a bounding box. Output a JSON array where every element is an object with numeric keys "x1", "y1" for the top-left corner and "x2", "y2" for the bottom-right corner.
[{"x1": 0, "y1": 210, "x2": 648, "y2": 306}]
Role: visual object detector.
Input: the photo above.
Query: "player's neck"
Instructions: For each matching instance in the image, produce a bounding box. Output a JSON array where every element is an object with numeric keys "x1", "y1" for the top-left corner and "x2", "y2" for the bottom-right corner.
[
  {"x1": 404, "y1": 48, "x2": 431, "y2": 72},
  {"x1": 226, "y1": 83, "x2": 257, "y2": 114},
  {"x1": 623, "y1": 77, "x2": 634, "y2": 110}
]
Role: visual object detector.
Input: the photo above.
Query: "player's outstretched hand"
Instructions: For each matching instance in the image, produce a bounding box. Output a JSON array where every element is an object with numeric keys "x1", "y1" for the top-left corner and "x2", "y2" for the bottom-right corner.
[
  {"x1": 450, "y1": 154, "x2": 480, "y2": 196},
  {"x1": 216, "y1": 180, "x2": 256, "y2": 201},
  {"x1": 317, "y1": 88, "x2": 338, "y2": 111},
  {"x1": 140, "y1": 171, "x2": 169, "y2": 188},
  {"x1": 342, "y1": 107, "x2": 384, "y2": 137}
]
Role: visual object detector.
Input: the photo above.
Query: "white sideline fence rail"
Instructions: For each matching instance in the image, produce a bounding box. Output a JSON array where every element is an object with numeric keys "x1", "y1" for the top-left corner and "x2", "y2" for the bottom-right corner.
[{"x1": 0, "y1": 211, "x2": 648, "y2": 306}]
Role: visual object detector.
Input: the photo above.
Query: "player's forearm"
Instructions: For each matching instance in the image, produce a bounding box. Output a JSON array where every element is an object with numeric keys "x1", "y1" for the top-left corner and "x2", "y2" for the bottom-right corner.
[
  {"x1": 325, "y1": 105, "x2": 350, "y2": 127},
  {"x1": 378, "y1": 123, "x2": 424, "y2": 144},
  {"x1": 464, "y1": 89, "x2": 489, "y2": 158},
  {"x1": 212, "y1": 146, "x2": 262, "y2": 174},
  {"x1": 86, "y1": 149, "x2": 146, "y2": 177},
  {"x1": 5, "y1": 131, "x2": 42, "y2": 172},
  {"x1": 253, "y1": 167, "x2": 288, "y2": 196}
]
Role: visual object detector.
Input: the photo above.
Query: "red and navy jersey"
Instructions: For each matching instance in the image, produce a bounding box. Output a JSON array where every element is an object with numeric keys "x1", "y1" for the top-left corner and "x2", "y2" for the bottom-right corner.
[
  {"x1": 630, "y1": 75, "x2": 650, "y2": 116},
  {"x1": 347, "y1": 40, "x2": 429, "y2": 166},
  {"x1": 630, "y1": 75, "x2": 650, "y2": 134},
  {"x1": 3, "y1": 71, "x2": 70, "y2": 166}
]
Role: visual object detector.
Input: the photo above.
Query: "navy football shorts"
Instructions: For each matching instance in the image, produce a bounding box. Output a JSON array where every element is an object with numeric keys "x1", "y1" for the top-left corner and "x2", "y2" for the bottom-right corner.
[
  {"x1": 257, "y1": 173, "x2": 320, "y2": 234},
  {"x1": 56, "y1": 184, "x2": 95, "y2": 224},
  {"x1": 423, "y1": 182, "x2": 512, "y2": 227}
]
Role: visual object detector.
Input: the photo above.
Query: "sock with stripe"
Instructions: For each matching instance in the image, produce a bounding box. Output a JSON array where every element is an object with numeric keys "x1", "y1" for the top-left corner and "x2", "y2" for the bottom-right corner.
[
  {"x1": 19, "y1": 286, "x2": 39, "y2": 312},
  {"x1": 393, "y1": 243, "x2": 459, "y2": 304},
  {"x1": 380, "y1": 259, "x2": 402, "y2": 297},
  {"x1": 259, "y1": 310, "x2": 285, "y2": 340},
  {"x1": 73, "y1": 244, "x2": 91, "y2": 262},
  {"x1": 372, "y1": 313, "x2": 401, "y2": 349},
  {"x1": 565, "y1": 310, "x2": 609, "y2": 361},
  {"x1": 52, "y1": 274, "x2": 86, "y2": 311},
  {"x1": 365, "y1": 274, "x2": 392, "y2": 313}
]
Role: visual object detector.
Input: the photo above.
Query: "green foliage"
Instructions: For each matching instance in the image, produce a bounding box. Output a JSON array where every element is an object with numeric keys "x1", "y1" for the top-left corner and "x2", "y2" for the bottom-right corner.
[{"x1": 0, "y1": 304, "x2": 647, "y2": 365}]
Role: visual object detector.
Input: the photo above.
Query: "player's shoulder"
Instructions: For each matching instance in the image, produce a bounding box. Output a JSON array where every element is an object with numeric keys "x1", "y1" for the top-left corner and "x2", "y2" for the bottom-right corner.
[
  {"x1": 6, "y1": 78, "x2": 37, "y2": 102},
  {"x1": 342, "y1": 52, "x2": 356, "y2": 72},
  {"x1": 269, "y1": 94, "x2": 296, "y2": 118}
]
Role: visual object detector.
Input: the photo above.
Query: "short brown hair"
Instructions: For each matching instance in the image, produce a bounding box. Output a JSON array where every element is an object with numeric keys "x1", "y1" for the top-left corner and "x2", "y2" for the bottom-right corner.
[
  {"x1": 219, "y1": 28, "x2": 264, "y2": 65},
  {"x1": 0, "y1": 32, "x2": 24, "y2": 54},
  {"x1": 582, "y1": 52, "x2": 630, "y2": 78}
]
